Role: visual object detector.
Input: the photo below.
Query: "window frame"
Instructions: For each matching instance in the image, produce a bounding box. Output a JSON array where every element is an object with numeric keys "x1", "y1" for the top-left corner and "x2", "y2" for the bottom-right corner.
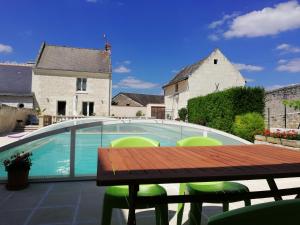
[{"x1": 76, "y1": 78, "x2": 87, "y2": 91}]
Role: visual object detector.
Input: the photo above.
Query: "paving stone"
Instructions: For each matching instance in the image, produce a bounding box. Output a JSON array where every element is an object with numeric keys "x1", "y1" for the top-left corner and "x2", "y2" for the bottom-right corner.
[
  {"x1": 0, "y1": 209, "x2": 32, "y2": 225},
  {"x1": 28, "y1": 206, "x2": 75, "y2": 225},
  {"x1": 40, "y1": 192, "x2": 80, "y2": 207},
  {"x1": 0, "y1": 194, "x2": 41, "y2": 211}
]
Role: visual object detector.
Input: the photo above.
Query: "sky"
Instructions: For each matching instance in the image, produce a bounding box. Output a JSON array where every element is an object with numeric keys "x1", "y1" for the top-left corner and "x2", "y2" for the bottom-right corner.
[{"x1": 0, "y1": 0, "x2": 300, "y2": 96}]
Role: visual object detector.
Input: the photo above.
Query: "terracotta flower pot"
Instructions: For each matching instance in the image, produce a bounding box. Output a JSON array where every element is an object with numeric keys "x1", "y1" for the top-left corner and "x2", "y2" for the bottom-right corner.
[
  {"x1": 6, "y1": 169, "x2": 29, "y2": 190},
  {"x1": 255, "y1": 135, "x2": 266, "y2": 142}
]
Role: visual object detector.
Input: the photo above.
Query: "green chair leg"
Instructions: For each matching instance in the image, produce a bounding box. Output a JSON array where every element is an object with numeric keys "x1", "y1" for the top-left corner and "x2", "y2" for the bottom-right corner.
[
  {"x1": 244, "y1": 199, "x2": 251, "y2": 206},
  {"x1": 223, "y1": 202, "x2": 229, "y2": 212},
  {"x1": 189, "y1": 202, "x2": 202, "y2": 225},
  {"x1": 101, "y1": 195, "x2": 113, "y2": 225},
  {"x1": 155, "y1": 204, "x2": 169, "y2": 225},
  {"x1": 177, "y1": 183, "x2": 187, "y2": 225}
]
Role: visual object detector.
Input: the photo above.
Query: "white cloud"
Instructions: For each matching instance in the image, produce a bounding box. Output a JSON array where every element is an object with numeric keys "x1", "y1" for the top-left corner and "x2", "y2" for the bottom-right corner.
[
  {"x1": 0, "y1": 44, "x2": 13, "y2": 53},
  {"x1": 266, "y1": 83, "x2": 297, "y2": 90},
  {"x1": 209, "y1": 12, "x2": 239, "y2": 29},
  {"x1": 123, "y1": 60, "x2": 131, "y2": 65},
  {"x1": 233, "y1": 63, "x2": 264, "y2": 72},
  {"x1": 276, "y1": 43, "x2": 300, "y2": 53},
  {"x1": 208, "y1": 34, "x2": 220, "y2": 41},
  {"x1": 278, "y1": 59, "x2": 288, "y2": 64},
  {"x1": 276, "y1": 58, "x2": 300, "y2": 72},
  {"x1": 224, "y1": 1, "x2": 300, "y2": 38},
  {"x1": 113, "y1": 76, "x2": 159, "y2": 89},
  {"x1": 113, "y1": 65, "x2": 131, "y2": 73}
]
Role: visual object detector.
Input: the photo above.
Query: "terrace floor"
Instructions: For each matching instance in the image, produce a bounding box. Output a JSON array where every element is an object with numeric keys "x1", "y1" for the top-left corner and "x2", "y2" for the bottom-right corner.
[{"x1": 0, "y1": 178, "x2": 299, "y2": 225}]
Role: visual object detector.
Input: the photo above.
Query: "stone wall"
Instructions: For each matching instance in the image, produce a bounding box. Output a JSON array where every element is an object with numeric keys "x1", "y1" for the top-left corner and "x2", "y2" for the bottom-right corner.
[
  {"x1": 265, "y1": 84, "x2": 300, "y2": 129},
  {"x1": 110, "y1": 106, "x2": 147, "y2": 117},
  {"x1": 0, "y1": 104, "x2": 35, "y2": 134}
]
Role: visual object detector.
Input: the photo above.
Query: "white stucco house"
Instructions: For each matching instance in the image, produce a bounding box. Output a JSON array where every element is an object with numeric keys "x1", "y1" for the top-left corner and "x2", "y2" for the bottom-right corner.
[
  {"x1": 32, "y1": 42, "x2": 112, "y2": 116},
  {"x1": 163, "y1": 48, "x2": 245, "y2": 119}
]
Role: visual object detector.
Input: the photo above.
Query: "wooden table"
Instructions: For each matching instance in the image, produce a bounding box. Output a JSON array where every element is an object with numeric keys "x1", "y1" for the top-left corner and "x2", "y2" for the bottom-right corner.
[{"x1": 97, "y1": 144, "x2": 300, "y2": 225}]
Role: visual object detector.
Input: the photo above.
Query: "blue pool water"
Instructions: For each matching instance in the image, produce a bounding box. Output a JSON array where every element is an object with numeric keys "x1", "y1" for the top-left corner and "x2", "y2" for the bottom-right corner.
[{"x1": 0, "y1": 122, "x2": 246, "y2": 179}]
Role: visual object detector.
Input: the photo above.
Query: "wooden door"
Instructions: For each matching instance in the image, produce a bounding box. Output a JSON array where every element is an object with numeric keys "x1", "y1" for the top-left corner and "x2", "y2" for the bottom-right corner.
[{"x1": 151, "y1": 106, "x2": 165, "y2": 119}]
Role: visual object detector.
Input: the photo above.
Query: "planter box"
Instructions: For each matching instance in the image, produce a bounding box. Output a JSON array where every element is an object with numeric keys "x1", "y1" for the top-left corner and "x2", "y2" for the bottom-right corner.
[
  {"x1": 255, "y1": 135, "x2": 266, "y2": 142},
  {"x1": 281, "y1": 139, "x2": 300, "y2": 148},
  {"x1": 266, "y1": 137, "x2": 282, "y2": 144},
  {"x1": 6, "y1": 169, "x2": 29, "y2": 190}
]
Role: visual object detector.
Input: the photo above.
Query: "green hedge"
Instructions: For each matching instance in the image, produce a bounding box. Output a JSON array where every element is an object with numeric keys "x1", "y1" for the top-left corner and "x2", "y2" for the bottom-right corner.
[{"x1": 187, "y1": 87, "x2": 265, "y2": 133}]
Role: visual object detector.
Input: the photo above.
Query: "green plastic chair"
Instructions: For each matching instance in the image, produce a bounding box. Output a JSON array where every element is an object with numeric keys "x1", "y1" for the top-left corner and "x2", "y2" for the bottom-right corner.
[
  {"x1": 101, "y1": 136, "x2": 169, "y2": 225},
  {"x1": 208, "y1": 199, "x2": 300, "y2": 225},
  {"x1": 176, "y1": 136, "x2": 251, "y2": 225}
]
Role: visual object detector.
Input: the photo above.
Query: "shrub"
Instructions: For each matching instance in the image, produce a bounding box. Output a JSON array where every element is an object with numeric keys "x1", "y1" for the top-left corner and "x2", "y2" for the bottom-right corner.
[
  {"x1": 188, "y1": 87, "x2": 265, "y2": 133},
  {"x1": 178, "y1": 108, "x2": 188, "y2": 121},
  {"x1": 233, "y1": 112, "x2": 265, "y2": 142},
  {"x1": 136, "y1": 110, "x2": 144, "y2": 117}
]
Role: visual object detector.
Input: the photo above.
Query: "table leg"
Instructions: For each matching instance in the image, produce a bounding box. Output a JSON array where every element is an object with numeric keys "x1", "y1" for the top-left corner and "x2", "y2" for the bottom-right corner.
[
  {"x1": 267, "y1": 178, "x2": 282, "y2": 201},
  {"x1": 128, "y1": 184, "x2": 139, "y2": 225}
]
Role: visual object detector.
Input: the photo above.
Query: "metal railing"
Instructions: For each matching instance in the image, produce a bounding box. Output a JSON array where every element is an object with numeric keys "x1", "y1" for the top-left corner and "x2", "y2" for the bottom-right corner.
[{"x1": 0, "y1": 119, "x2": 252, "y2": 181}]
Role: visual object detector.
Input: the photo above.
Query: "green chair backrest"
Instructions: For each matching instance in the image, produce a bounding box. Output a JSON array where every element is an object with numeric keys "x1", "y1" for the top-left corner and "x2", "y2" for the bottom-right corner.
[
  {"x1": 176, "y1": 136, "x2": 222, "y2": 147},
  {"x1": 208, "y1": 199, "x2": 300, "y2": 225},
  {"x1": 110, "y1": 136, "x2": 160, "y2": 148}
]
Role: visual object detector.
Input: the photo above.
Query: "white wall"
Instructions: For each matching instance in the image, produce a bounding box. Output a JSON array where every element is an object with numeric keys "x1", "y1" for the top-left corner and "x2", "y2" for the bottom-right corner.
[
  {"x1": 32, "y1": 70, "x2": 111, "y2": 116},
  {"x1": 164, "y1": 80, "x2": 189, "y2": 119},
  {"x1": 163, "y1": 49, "x2": 245, "y2": 119},
  {"x1": 188, "y1": 49, "x2": 245, "y2": 99},
  {"x1": 0, "y1": 104, "x2": 35, "y2": 134},
  {"x1": 110, "y1": 106, "x2": 147, "y2": 117}
]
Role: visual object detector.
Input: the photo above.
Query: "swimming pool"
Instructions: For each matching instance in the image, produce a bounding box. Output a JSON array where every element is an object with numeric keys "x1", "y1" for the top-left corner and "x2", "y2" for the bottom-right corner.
[{"x1": 0, "y1": 119, "x2": 250, "y2": 180}]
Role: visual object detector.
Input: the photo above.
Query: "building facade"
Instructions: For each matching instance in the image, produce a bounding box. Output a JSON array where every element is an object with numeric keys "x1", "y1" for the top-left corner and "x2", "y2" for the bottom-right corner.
[
  {"x1": 0, "y1": 63, "x2": 34, "y2": 108},
  {"x1": 265, "y1": 84, "x2": 300, "y2": 129},
  {"x1": 32, "y1": 42, "x2": 112, "y2": 116},
  {"x1": 111, "y1": 92, "x2": 165, "y2": 118},
  {"x1": 163, "y1": 49, "x2": 245, "y2": 119}
]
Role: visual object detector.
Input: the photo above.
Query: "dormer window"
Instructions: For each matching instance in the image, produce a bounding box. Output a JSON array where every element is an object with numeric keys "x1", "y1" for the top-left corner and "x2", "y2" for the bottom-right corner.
[
  {"x1": 214, "y1": 59, "x2": 218, "y2": 64},
  {"x1": 76, "y1": 78, "x2": 87, "y2": 91},
  {"x1": 175, "y1": 83, "x2": 179, "y2": 92}
]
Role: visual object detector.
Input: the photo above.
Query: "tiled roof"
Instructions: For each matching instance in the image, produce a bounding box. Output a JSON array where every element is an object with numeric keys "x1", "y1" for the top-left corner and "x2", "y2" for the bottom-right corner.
[
  {"x1": 0, "y1": 64, "x2": 32, "y2": 94},
  {"x1": 113, "y1": 92, "x2": 164, "y2": 106},
  {"x1": 35, "y1": 43, "x2": 111, "y2": 73},
  {"x1": 163, "y1": 60, "x2": 205, "y2": 88}
]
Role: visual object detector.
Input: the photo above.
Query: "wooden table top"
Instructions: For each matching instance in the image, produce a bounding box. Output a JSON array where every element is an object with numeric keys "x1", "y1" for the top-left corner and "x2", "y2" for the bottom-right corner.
[{"x1": 97, "y1": 144, "x2": 300, "y2": 186}]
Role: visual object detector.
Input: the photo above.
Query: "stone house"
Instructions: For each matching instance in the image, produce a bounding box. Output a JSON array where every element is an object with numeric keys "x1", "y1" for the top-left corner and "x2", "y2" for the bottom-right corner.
[
  {"x1": 32, "y1": 42, "x2": 112, "y2": 116},
  {"x1": 111, "y1": 92, "x2": 165, "y2": 118},
  {"x1": 265, "y1": 84, "x2": 300, "y2": 129},
  {"x1": 0, "y1": 63, "x2": 34, "y2": 108},
  {"x1": 163, "y1": 49, "x2": 245, "y2": 119}
]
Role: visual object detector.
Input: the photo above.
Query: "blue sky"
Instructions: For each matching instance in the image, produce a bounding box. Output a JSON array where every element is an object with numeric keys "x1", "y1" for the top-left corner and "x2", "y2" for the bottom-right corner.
[{"x1": 0, "y1": 0, "x2": 300, "y2": 95}]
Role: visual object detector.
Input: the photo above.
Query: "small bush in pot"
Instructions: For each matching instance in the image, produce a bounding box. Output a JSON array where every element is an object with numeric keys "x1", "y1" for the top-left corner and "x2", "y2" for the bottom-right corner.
[{"x1": 3, "y1": 152, "x2": 32, "y2": 190}]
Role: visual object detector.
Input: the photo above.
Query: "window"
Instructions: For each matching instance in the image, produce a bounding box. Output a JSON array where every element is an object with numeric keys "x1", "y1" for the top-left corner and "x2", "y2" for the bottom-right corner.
[
  {"x1": 76, "y1": 78, "x2": 87, "y2": 91},
  {"x1": 57, "y1": 101, "x2": 66, "y2": 115},
  {"x1": 175, "y1": 83, "x2": 179, "y2": 92},
  {"x1": 214, "y1": 59, "x2": 218, "y2": 64},
  {"x1": 82, "y1": 102, "x2": 94, "y2": 116}
]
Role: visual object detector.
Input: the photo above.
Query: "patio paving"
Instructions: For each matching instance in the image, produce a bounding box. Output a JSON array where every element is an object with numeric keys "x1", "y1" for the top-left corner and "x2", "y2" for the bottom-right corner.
[{"x1": 0, "y1": 178, "x2": 298, "y2": 225}]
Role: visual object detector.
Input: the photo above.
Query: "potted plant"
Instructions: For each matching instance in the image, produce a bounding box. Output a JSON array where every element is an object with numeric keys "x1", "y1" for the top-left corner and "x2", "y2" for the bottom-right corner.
[{"x1": 3, "y1": 152, "x2": 32, "y2": 190}]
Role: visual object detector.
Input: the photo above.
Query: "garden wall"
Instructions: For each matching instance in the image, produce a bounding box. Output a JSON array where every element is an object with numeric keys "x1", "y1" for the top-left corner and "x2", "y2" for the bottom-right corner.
[
  {"x1": 0, "y1": 104, "x2": 35, "y2": 134},
  {"x1": 265, "y1": 84, "x2": 300, "y2": 129},
  {"x1": 110, "y1": 106, "x2": 147, "y2": 118}
]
